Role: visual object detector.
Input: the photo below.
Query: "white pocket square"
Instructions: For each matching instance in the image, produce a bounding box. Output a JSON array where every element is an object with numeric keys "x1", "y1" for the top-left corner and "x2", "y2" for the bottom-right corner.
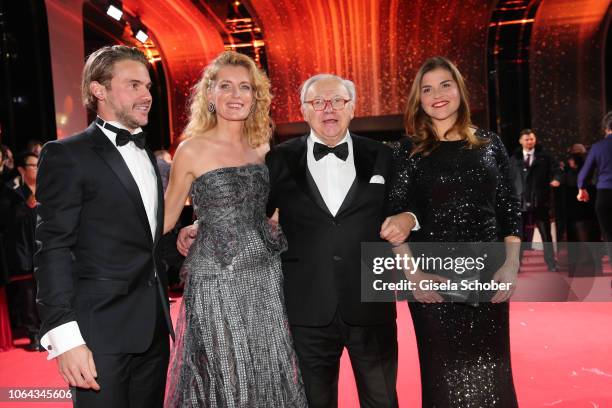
[{"x1": 369, "y1": 175, "x2": 385, "y2": 184}]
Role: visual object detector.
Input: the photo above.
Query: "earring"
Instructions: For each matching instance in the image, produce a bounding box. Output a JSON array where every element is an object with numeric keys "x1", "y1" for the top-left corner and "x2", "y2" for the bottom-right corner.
[{"x1": 207, "y1": 102, "x2": 216, "y2": 113}]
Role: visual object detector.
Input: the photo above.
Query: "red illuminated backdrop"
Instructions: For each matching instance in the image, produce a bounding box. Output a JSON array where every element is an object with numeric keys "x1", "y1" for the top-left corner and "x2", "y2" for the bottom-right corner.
[
  {"x1": 44, "y1": 0, "x2": 610, "y2": 150},
  {"x1": 45, "y1": 0, "x2": 225, "y2": 141},
  {"x1": 530, "y1": 0, "x2": 610, "y2": 153},
  {"x1": 123, "y1": 0, "x2": 225, "y2": 140},
  {"x1": 250, "y1": 0, "x2": 495, "y2": 124}
]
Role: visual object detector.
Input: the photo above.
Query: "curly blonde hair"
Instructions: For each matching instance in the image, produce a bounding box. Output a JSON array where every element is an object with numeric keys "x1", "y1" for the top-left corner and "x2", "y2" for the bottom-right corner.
[
  {"x1": 404, "y1": 56, "x2": 486, "y2": 157},
  {"x1": 184, "y1": 51, "x2": 273, "y2": 147}
]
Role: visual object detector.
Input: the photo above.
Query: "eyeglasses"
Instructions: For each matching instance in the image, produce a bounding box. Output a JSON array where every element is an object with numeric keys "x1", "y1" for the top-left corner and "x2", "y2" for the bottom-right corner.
[{"x1": 304, "y1": 97, "x2": 351, "y2": 111}]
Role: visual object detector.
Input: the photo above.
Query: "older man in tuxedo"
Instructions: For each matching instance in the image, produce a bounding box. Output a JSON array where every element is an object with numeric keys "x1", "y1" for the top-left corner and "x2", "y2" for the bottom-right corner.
[
  {"x1": 265, "y1": 74, "x2": 416, "y2": 408},
  {"x1": 35, "y1": 45, "x2": 173, "y2": 408}
]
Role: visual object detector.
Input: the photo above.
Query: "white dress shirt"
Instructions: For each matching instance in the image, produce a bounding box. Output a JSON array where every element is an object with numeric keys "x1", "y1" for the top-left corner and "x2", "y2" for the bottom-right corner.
[
  {"x1": 305, "y1": 131, "x2": 419, "y2": 231},
  {"x1": 307, "y1": 131, "x2": 355, "y2": 216},
  {"x1": 96, "y1": 120, "x2": 159, "y2": 237},
  {"x1": 523, "y1": 148, "x2": 535, "y2": 166},
  {"x1": 41, "y1": 119, "x2": 158, "y2": 359}
]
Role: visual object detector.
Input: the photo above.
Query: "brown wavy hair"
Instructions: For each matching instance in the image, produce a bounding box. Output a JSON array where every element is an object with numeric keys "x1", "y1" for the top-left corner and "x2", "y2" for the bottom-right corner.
[
  {"x1": 404, "y1": 56, "x2": 486, "y2": 156},
  {"x1": 184, "y1": 51, "x2": 273, "y2": 147}
]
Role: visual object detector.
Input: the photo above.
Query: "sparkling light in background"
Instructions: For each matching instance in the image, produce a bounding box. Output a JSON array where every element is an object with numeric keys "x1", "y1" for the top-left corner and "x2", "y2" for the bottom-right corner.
[
  {"x1": 251, "y1": 0, "x2": 495, "y2": 124},
  {"x1": 123, "y1": 0, "x2": 225, "y2": 141},
  {"x1": 530, "y1": 0, "x2": 610, "y2": 153}
]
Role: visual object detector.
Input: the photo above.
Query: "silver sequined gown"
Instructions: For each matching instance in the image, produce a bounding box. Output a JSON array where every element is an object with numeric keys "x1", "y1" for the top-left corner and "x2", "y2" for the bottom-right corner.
[
  {"x1": 165, "y1": 164, "x2": 307, "y2": 408},
  {"x1": 389, "y1": 130, "x2": 521, "y2": 408}
]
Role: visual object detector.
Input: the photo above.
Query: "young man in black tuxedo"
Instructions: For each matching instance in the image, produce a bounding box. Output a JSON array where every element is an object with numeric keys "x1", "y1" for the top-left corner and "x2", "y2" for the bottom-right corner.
[{"x1": 35, "y1": 45, "x2": 173, "y2": 408}]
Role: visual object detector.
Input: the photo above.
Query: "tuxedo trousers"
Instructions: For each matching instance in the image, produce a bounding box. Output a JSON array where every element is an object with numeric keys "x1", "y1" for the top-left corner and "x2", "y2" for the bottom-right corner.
[
  {"x1": 72, "y1": 290, "x2": 169, "y2": 408},
  {"x1": 290, "y1": 309, "x2": 398, "y2": 408},
  {"x1": 520, "y1": 207, "x2": 556, "y2": 268}
]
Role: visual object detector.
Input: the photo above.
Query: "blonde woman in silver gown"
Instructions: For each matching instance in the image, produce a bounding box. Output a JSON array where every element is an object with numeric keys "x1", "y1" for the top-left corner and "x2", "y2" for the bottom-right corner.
[{"x1": 163, "y1": 51, "x2": 307, "y2": 407}]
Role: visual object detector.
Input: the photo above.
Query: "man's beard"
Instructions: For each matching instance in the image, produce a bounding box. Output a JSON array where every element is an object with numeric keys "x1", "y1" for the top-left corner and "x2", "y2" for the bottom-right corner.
[
  {"x1": 115, "y1": 108, "x2": 145, "y2": 130},
  {"x1": 107, "y1": 96, "x2": 147, "y2": 130}
]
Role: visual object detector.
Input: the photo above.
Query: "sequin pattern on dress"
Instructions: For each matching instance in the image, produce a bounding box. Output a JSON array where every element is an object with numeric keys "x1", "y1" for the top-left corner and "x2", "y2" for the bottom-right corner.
[
  {"x1": 164, "y1": 164, "x2": 307, "y2": 408},
  {"x1": 388, "y1": 129, "x2": 520, "y2": 408}
]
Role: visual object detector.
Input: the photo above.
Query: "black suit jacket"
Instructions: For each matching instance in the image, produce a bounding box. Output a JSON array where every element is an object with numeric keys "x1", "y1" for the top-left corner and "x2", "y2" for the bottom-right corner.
[
  {"x1": 35, "y1": 123, "x2": 173, "y2": 354},
  {"x1": 266, "y1": 133, "x2": 396, "y2": 327},
  {"x1": 510, "y1": 146, "x2": 556, "y2": 210}
]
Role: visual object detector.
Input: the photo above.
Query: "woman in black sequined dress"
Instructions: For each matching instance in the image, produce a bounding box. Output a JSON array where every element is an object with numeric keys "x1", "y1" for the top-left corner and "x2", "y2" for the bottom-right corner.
[{"x1": 388, "y1": 56, "x2": 521, "y2": 407}]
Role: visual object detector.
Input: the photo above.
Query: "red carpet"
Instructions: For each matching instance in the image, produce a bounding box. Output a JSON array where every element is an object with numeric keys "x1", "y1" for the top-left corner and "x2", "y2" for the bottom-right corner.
[{"x1": 1, "y1": 254, "x2": 611, "y2": 407}]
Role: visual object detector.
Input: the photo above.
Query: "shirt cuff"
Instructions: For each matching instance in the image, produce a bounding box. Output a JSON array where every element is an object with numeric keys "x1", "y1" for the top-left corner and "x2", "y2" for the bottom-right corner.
[
  {"x1": 40, "y1": 321, "x2": 86, "y2": 360},
  {"x1": 405, "y1": 212, "x2": 420, "y2": 231}
]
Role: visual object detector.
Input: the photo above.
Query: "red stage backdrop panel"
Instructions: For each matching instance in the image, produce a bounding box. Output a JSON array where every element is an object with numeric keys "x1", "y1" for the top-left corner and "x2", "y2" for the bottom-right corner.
[
  {"x1": 123, "y1": 0, "x2": 225, "y2": 141},
  {"x1": 249, "y1": 0, "x2": 496, "y2": 124}
]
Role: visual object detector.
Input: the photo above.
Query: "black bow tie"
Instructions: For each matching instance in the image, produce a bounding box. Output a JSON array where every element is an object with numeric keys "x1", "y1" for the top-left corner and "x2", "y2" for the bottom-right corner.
[
  {"x1": 96, "y1": 117, "x2": 146, "y2": 149},
  {"x1": 116, "y1": 130, "x2": 146, "y2": 149},
  {"x1": 313, "y1": 142, "x2": 349, "y2": 161}
]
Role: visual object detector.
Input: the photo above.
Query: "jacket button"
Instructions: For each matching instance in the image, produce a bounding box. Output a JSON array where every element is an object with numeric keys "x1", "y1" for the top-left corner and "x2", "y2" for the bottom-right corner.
[{"x1": 333, "y1": 255, "x2": 342, "y2": 261}]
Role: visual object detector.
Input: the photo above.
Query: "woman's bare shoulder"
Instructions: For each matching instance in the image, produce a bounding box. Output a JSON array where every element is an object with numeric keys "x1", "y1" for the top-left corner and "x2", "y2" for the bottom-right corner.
[
  {"x1": 177, "y1": 134, "x2": 217, "y2": 157},
  {"x1": 255, "y1": 142, "x2": 270, "y2": 159}
]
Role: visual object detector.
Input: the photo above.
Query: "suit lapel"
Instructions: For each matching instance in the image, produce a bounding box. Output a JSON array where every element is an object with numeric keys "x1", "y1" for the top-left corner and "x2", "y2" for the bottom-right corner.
[
  {"x1": 305, "y1": 169, "x2": 333, "y2": 216},
  {"x1": 352, "y1": 134, "x2": 376, "y2": 183},
  {"x1": 88, "y1": 123, "x2": 152, "y2": 243},
  {"x1": 336, "y1": 134, "x2": 375, "y2": 216},
  {"x1": 286, "y1": 135, "x2": 333, "y2": 217}
]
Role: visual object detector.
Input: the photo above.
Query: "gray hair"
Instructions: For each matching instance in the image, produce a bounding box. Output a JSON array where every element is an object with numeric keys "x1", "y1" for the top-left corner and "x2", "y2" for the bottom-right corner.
[{"x1": 300, "y1": 74, "x2": 356, "y2": 106}]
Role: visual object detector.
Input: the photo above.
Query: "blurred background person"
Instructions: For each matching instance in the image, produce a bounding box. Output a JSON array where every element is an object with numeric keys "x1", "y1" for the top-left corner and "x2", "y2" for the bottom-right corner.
[
  {"x1": 578, "y1": 111, "x2": 612, "y2": 267},
  {"x1": 551, "y1": 143, "x2": 589, "y2": 242},
  {"x1": 5, "y1": 151, "x2": 40, "y2": 351},
  {"x1": 553, "y1": 143, "x2": 601, "y2": 275},
  {"x1": 0, "y1": 146, "x2": 19, "y2": 351},
  {"x1": 554, "y1": 143, "x2": 599, "y2": 242},
  {"x1": 0, "y1": 145, "x2": 18, "y2": 186},
  {"x1": 154, "y1": 149, "x2": 172, "y2": 164},
  {"x1": 154, "y1": 149, "x2": 172, "y2": 192},
  {"x1": 26, "y1": 140, "x2": 43, "y2": 156},
  {"x1": 153, "y1": 148, "x2": 184, "y2": 291},
  {"x1": 510, "y1": 129, "x2": 558, "y2": 271},
  {"x1": 0, "y1": 148, "x2": 14, "y2": 351},
  {"x1": 0, "y1": 248, "x2": 12, "y2": 352}
]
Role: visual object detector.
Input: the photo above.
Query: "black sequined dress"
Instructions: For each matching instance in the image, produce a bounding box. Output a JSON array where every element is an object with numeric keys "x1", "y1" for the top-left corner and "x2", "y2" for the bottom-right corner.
[
  {"x1": 389, "y1": 129, "x2": 521, "y2": 408},
  {"x1": 165, "y1": 164, "x2": 307, "y2": 408}
]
